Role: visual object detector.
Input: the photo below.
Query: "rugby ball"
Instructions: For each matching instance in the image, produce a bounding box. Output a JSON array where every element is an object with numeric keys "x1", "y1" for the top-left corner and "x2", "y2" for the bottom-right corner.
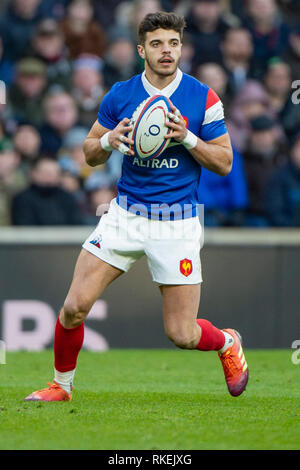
[{"x1": 128, "y1": 95, "x2": 172, "y2": 160}]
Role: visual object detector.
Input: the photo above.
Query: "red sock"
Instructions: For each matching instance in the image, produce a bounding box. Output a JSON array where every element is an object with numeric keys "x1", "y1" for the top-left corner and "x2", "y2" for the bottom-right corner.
[
  {"x1": 196, "y1": 319, "x2": 225, "y2": 351},
  {"x1": 54, "y1": 317, "x2": 84, "y2": 372}
]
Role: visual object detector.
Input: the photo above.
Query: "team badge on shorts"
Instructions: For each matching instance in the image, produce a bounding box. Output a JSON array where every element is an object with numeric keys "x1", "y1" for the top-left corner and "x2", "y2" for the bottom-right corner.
[
  {"x1": 90, "y1": 234, "x2": 102, "y2": 249},
  {"x1": 180, "y1": 258, "x2": 193, "y2": 277}
]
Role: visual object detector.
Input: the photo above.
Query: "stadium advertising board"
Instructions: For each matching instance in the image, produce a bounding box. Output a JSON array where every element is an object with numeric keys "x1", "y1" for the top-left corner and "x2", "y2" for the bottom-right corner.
[{"x1": 0, "y1": 229, "x2": 300, "y2": 350}]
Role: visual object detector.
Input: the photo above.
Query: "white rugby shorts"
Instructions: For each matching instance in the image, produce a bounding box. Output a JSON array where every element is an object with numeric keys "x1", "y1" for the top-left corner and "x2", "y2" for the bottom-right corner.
[{"x1": 82, "y1": 198, "x2": 203, "y2": 285}]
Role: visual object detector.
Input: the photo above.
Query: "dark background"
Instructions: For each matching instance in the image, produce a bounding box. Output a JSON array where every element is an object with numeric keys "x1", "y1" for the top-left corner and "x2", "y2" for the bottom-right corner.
[{"x1": 1, "y1": 228, "x2": 299, "y2": 349}]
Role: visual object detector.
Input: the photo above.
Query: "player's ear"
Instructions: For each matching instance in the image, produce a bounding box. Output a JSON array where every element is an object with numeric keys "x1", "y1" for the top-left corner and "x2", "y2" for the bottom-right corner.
[{"x1": 137, "y1": 44, "x2": 145, "y2": 59}]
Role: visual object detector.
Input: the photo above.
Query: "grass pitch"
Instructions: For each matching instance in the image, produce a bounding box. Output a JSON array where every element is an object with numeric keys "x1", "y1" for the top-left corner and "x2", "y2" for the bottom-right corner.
[{"x1": 0, "y1": 349, "x2": 299, "y2": 450}]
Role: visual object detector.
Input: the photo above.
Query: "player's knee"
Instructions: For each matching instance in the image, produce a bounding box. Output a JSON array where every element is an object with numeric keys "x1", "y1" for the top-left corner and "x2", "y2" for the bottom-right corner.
[
  {"x1": 165, "y1": 326, "x2": 198, "y2": 350},
  {"x1": 62, "y1": 297, "x2": 90, "y2": 327}
]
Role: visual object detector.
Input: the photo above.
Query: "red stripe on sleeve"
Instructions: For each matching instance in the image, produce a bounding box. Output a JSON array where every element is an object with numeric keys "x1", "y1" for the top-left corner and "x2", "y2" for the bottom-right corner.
[{"x1": 205, "y1": 88, "x2": 220, "y2": 110}]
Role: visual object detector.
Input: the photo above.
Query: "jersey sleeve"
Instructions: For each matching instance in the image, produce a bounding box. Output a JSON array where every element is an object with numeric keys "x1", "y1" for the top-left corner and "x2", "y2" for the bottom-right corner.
[
  {"x1": 97, "y1": 86, "x2": 119, "y2": 130},
  {"x1": 199, "y1": 88, "x2": 228, "y2": 141}
]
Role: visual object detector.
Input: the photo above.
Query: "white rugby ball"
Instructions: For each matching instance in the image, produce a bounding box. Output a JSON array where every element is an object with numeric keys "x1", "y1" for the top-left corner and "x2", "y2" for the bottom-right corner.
[{"x1": 128, "y1": 95, "x2": 172, "y2": 160}]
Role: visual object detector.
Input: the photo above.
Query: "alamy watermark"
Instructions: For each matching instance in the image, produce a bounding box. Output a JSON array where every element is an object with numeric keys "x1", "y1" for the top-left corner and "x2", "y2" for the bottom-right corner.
[
  {"x1": 291, "y1": 340, "x2": 300, "y2": 365},
  {"x1": 0, "y1": 340, "x2": 6, "y2": 364},
  {"x1": 291, "y1": 80, "x2": 300, "y2": 104},
  {"x1": 94, "y1": 196, "x2": 205, "y2": 246},
  {"x1": 0, "y1": 80, "x2": 6, "y2": 105}
]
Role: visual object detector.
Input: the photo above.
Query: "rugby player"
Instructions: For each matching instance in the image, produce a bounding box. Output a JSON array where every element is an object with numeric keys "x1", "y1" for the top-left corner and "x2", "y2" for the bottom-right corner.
[{"x1": 25, "y1": 12, "x2": 248, "y2": 402}]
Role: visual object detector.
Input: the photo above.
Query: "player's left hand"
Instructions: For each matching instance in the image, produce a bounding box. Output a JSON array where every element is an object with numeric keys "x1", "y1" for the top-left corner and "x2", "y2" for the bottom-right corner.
[{"x1": 164, "y1": 102, "x2": 187, "y2": 143}]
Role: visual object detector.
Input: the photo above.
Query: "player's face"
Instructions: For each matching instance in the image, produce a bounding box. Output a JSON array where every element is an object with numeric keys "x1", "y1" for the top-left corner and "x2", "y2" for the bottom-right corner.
[{"x1": 138, "y1": 29, "x2": 182, "y2": 77}]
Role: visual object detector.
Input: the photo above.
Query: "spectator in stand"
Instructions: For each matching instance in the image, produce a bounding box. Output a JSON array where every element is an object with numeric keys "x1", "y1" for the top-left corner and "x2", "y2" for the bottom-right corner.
[
  {"x1": 198, "y1": 146, "x2": 249, "y2": 227},
  {"x1": 8, "y1": 57, "x2": 48, "y2": 127},
  {"x1": 230, "y1": 0, "x2": 246, "y2": 18},
  {"x1": 13, "y1": 124, "x2": 41, "y2": 175},
  {"x1": 283, "y1": 23, "x2": 300, "y2": 81},
  {"x1": 264, "y1": 59, "x2": 292, "y2": 113},
  {"x1": 0, "y1": 0, "x2": 43, "y2": 62},
  {"x1": 72, "y1": 54, "x2": 105, "y2": 127},
  {"x1": 29, "y1": 18, "x2": 72, "y2": 90},
  {"x1": 59, "y1": 154, "x2": 89, "y2": 219},
  {"x1": 118, "y1": 0, "x2": 162, "y2": 38},
  {"x1": 102, "y1": 29, "x2": 140, "y2": 89},
  {"x1": 112, "y1": 0, "x2": 162, "y2": 72},
  {"x1": 60, "y1": 124, "x2": 122, "y2": 184},
  {"x1": 0, "y1": 35, "x2": 15, "y2": 87},
  {"x1": 59, "y1": 126, "x2": 92, "y2": 179},
  {"x1": 12, "y1": 157, "x2": 83, "y2": 225},
  {"x1": 266, "y1": 135, "x2": 300, "y2": 227},
  {"x1": 40, "y1": 89, "x2": 78, "y2": 157},
  {"x1": 39, "y1": 0, "x2": 70, "y2": 21},
  {"x1": 61, "y1": 0, "x2": 106, "y2": 59},
  {"x1": 0, "y1": 120, "x2": 7, "y2": 147},
  {"x1": 179, "y1": 33, "x2": 196, "y2": 74},
  {"x1": 0, "y1": 0, "x2": 299, "y2": 230},
  {"x1": 92, "y1": 0, "x2": 124, "y2": 30},
  {"x1": 105, "y1": 150, "x2": 123, "y2": 186},
  {"x1": 221, "y1": 27, "x2": 254, "y2": 96},
  {"x1": 244, "y1": 0, "x2": 290, "y2": 79},
  {"x1": 160, "y1": 0, "x2": 191, "y2": 15},
  {"x1": 277, "y1": 0, "x2": 300, "y2": 26},
  {"x1": 227, "y1": 79, "x2": 276, "y2": 152},
  {"x1": 83, "y1": 171, "x2": 115, "y2": 225},
  {"x1": 0, "y1": 100, "x2": 16, "y2": 138},
  {"x1": 186, "y1": 0, "x2": 237, "y2": 65},
  {"x1": 132, "y1": 0, "x2": 162, "y2": 26},
  {"x1": 243, "y1": 115, "x2": 287, "y2": 227},
  {"x1": 194, "y1": 62, "x2": 230, "y2": 111},
  {"x1": 263, "y1": 58, "x2": 300, "y2": 142},
  {"x1": 60, "y1": 156, "x2": 80, "y2": 191},
  {"x1": 0, "y1": 0, "x2": 9, "y2": 14},
  {"x1": 0, "y1": 139, "x2": 27, "y2": 225}
]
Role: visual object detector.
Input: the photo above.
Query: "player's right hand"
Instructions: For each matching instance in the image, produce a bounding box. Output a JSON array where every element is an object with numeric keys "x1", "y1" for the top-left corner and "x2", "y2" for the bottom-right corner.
[{"x1": 108, "y1": 118, "x2": 135, "y2": 156}]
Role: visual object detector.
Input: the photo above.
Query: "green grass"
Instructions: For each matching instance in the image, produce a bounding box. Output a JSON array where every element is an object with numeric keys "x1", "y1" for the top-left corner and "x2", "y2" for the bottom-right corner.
[{"x1": 0, "y1": 349, "x2": 300, "y2": 450}]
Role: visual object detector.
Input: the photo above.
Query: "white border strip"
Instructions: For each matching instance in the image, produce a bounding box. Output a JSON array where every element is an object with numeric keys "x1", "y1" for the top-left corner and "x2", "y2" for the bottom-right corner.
[
  {"x1": 0, "y1": 227, "x2": 300, "y2": 246},
  {"x1": 205, "y1": 228, "x2": 300, "y2": 246}
]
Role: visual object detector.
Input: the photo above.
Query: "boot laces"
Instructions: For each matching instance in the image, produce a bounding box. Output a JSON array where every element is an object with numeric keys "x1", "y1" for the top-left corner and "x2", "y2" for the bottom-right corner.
[{"x1": 222, "y1": 350, "x2": 241, "y2": 377}]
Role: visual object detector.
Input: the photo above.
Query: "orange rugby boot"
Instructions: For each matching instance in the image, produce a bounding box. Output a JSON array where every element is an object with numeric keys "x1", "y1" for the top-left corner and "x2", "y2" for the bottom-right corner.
[
  {"x1": 24, "y1": 382, "x2": 72, "y2": 402},
  {"x1": 218, "y1": 329, "x2": 249, "y2": 397}
]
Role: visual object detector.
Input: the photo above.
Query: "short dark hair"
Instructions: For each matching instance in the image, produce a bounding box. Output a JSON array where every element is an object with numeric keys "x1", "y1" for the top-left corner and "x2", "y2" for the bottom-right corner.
[{"x1": 138, "y1": 11, "x2": 186, "y2": 45}]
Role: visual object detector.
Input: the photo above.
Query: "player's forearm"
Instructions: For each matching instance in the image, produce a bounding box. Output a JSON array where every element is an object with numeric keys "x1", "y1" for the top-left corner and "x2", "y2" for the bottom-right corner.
[
  {"x1": 166, "y1": 109, "x2": 233, "y2": 176},
  {"x1": 189, "y1": 139, "x2": 233, "y2": 177},
  {"x1": 83, "y1": 138, "x2": 111, "y2": 167}
]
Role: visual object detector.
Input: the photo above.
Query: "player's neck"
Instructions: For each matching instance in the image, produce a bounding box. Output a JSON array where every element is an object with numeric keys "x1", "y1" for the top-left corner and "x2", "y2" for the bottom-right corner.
[{"x1": 144, "y1": 67, "x2": 178, "y2": 90}]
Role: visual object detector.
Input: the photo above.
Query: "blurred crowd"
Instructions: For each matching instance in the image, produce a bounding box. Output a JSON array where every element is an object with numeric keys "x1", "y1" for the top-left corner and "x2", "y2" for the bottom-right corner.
[{"x1": 0, "y1": 0, "x2": 300, "y2": 227}]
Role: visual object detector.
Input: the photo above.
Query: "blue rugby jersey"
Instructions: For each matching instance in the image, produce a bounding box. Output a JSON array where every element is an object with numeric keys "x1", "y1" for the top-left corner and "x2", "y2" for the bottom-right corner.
[{"x1": 97, "y1": 69, "x2": 228, "y2": 220}]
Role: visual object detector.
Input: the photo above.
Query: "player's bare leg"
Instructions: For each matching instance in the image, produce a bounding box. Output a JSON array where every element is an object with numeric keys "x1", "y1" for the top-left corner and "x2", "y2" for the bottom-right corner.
[
  {"x1": 160, "y1": 284, "x2": 249, "y2": 396},
  {"x1": 25, "y1": 249, "x2": 123, "y2": 402},
  {"x1": 60, "y1": 248, "x2": 123, "y2": 328},
  {"x1": 160, "y1": 284, "x2": 201, "y2": 349}
]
